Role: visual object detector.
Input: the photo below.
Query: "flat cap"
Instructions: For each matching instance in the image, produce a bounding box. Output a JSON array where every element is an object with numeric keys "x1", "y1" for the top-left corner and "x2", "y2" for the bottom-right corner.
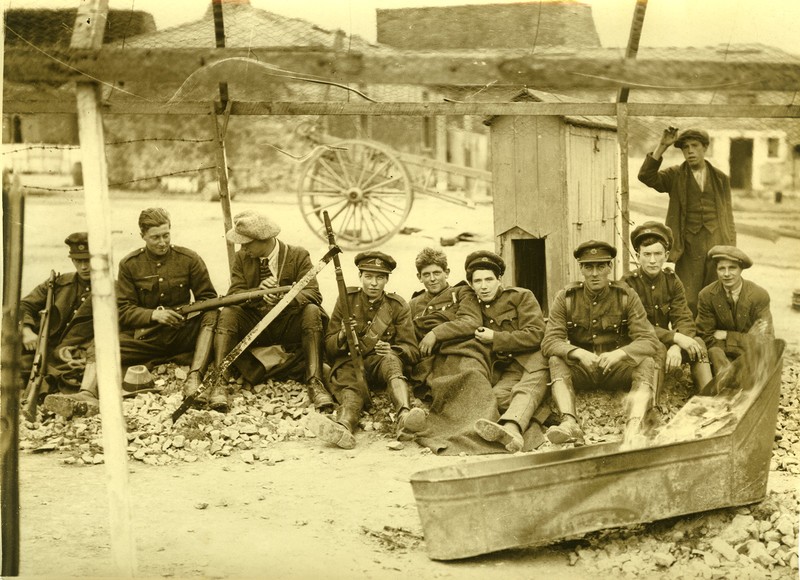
[
  {"x1": 65, "y1": 232, "x2": 90, "y2": 259},
  {"x1": 631, "y1": 221, "x2": 673, "y2": 251},
  {"x1": 355, "y1": 251, "x2": 396, "y2": 274},
  {"x1": 464, "y1": 250, "x2": 505, "y2": 277},
  {"x1": 674, "y1": 128, "x2": 710, "y2": 149},
  {"x1": 226, "y1": 211, "x2": 281, "y2": 244},
  {"x1": 708, "y1": 245, "x2": 752, "y2": 269},
  {"x1": 574, "y1": 240, "x2": 617, "y2": 263}
]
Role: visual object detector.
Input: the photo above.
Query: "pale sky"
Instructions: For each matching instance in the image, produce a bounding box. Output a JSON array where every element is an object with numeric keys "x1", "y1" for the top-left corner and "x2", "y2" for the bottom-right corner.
[{"x1": 3, "y1": 0, "x2": 800, "y2": 56}]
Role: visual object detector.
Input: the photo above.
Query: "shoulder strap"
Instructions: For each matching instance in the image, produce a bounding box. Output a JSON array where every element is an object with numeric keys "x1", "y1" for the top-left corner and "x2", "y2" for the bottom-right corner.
[
  {"x1": 565, "y1": 288, "x2": 575, "y2": 329},
  {"x1": 360, "y1": 300, "x2": 394, "y2": 352}
]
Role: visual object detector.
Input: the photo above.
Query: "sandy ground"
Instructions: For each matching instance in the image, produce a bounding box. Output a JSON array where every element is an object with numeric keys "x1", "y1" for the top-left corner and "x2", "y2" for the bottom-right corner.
[{"x1": 10, "y1": 189, "x2": 800, "y2": 578}]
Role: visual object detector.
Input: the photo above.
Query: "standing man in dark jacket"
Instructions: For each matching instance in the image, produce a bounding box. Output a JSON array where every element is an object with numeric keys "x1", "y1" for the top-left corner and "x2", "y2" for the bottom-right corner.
[
  {"x1": 466, "y1": 251, "x2": 550, "y2": 453},
  {"x1": 311, "y1": 251, "x2": 423, "y2": 449},
  {"x1": 638, "y1": 127, "x2": 736, "y2": 314},
  {"x1": 696, "y1": 246, "x2": 773, "y2": 375},
  {"x1": 212, "y1": 210, "x2": 332, "y2": 412},
  {"x1": 21, "y1": 232, "x2": 94, "y2": 392},
  {"x1": 621, "y1": 221, "x2": 713, "y2": 395},
  {"x1": 542, "y1": 241, "x2": 659, "y2": 446}
]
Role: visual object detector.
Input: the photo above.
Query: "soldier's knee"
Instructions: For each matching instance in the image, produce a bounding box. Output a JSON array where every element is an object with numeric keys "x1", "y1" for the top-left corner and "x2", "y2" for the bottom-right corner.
[
  {"x1": 548, "y1": 356, "x2": 570, "y2": 376},
  {"x1": 300, "y1": 303, "x2": 323, "y2": 330},
  {"x1": 199, "y1": 309, "x2": 219, "y2": 328}
]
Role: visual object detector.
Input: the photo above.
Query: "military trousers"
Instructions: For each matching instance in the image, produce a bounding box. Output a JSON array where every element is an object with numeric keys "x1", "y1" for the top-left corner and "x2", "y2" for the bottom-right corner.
[
  {"x1": 550, "y1": 353, "x2": 655, "y2": 391},
  {"x1": 329, "y1": 351, "x2": 406, "y2": 407},
  {"x1": 491, "y1": 351, "x2": 549, "y2": 429},
  {"x1": 119, "y1": 310, "x2": 218, "y2": 368}
]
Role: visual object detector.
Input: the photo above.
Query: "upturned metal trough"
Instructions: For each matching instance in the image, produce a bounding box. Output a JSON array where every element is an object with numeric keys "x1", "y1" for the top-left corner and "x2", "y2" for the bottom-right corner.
[{"x1": 410, "y1": 340, "x2": 784, "y2": 560}]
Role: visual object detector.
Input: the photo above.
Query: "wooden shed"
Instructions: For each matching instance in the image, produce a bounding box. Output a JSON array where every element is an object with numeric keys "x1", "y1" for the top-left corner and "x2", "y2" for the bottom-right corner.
[{"x1": 486, "y1": 89, "x2": 618, "y2": 313}]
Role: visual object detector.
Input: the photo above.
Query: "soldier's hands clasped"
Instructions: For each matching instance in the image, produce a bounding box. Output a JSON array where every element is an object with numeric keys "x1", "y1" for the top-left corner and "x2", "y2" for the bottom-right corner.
[
  {"x1": 474, "y1": 327, "x2": 495, "y2": 344},
  {"x1": 151, "y1": 307, "x2": 185, "y2": 328},
  {"x1": 374, "y1": 340, "x2": 392, "y2": 356},
  {"x1": 596, "y1": 349, "x2": 627, "y2": 374}
]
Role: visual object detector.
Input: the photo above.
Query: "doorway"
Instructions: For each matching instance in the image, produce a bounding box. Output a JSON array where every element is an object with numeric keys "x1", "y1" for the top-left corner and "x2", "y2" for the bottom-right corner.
[
  {"x1": 513, "y1": 238, "x2": 547, "y2": 315},
  {"x1": 729, "y1": 138, "x2": 753, "y2": 192}
]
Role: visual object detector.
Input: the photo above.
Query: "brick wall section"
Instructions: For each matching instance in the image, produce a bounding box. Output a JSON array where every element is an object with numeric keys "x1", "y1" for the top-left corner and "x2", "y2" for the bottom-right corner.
[{"x1": 376, "y1": 2, "x2": 600, "y2": 50}]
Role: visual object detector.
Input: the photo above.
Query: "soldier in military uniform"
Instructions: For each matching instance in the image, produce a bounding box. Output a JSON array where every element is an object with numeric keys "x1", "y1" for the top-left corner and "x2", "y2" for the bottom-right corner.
[
  {"x1": 621, "y1": 221, "x2": 713, "y2": 395},
  {"x1": 465, "y1": 251, "x2": 550, "y2": 453},
  {"x1": 696, "y1": 246, "x2": 773, "y2": 375},
  {"x1": 211, "y1": 210, "x2": 332, "y2": 412},
  {"x1": 21, "y1": 232, "x2": 94, "y2": 394},
  {"x1": 542, "y1": 240, "x2": 659, "y2": 445},
  {"x1": 311, "y1": 251, "x2": 423, "y2": 449}
]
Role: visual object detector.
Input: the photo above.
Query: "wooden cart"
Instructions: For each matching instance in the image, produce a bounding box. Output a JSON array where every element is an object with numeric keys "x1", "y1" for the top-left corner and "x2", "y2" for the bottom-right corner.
[{"x1": 296, "y1": 138, "x2": 491, "y2": 250}]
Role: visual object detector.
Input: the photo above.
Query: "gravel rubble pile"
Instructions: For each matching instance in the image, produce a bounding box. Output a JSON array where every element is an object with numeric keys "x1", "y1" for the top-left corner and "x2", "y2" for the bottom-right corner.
[{"x1": 19, "y1": 349, "x2": 800, "y2": 575}]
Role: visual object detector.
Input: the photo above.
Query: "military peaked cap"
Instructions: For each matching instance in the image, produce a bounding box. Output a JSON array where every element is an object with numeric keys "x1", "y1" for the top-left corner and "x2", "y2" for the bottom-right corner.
[
  {"x1": 464, "y1": 250, "x2": 505, "y2": 276},
  {"x1": 574, "y1": 240, "x2": 616, "y2": 263},
  {"x1": 65, "y1": 232, "x2": 90, "y2": 259},
  {"x1": 631, "y1": 221, "x2": 673, "y2": 251},
  {"x1": 355, "y1": 251, "x2": 396, "y2": 274}
]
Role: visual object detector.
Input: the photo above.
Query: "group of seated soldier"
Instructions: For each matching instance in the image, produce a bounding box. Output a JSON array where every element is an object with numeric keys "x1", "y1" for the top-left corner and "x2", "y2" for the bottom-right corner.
[{"x1": 21, "y1": 207, "x2": 772, "y2": 453}]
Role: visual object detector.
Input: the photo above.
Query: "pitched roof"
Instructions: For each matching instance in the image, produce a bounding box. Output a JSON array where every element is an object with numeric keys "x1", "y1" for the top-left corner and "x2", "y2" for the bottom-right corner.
[{"x1": 117, "y1": 2, "x2": 378, "y2": 51}]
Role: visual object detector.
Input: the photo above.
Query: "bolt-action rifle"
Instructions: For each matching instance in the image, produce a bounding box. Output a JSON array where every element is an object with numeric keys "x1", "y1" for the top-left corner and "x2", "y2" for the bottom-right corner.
[
  {"x1": 323, "y1": 211, "x2": 371, "y2": 405},
  {"x1": 134, "y1": 285, "x2": 292, "y2": 340},
  {"x1": 21, "y1": 270, "x2": 56, "y2": 422}
]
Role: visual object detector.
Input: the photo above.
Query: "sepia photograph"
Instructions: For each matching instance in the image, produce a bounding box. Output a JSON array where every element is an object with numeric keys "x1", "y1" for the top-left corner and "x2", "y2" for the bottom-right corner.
[{"x1": 2, "y1": 0, "x2": 799, "y2": 577}]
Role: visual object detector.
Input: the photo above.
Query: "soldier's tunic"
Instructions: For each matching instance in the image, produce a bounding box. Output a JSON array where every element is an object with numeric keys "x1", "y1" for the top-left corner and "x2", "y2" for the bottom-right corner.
[
  {"x1": 477, "y1": 286, "x2": 550, "y2": 429},
  {"x1": 542, "y1": 281, "x2": 659, "y2": 390},
  {"x1": 696, "y1": 279, "x2": 773, "y2": 370},
  {"x1": 621, "y1": 267, "x2": 706, "y2": 364},
  {"x1": 20, "y1": 272, "x2": 94, "y2": 388},
  {"x1": 325, "y1": 288, "x2": 419, "y2": 403},
  {"x1": 116, "y1": 245, "x2": 217, "y2": 366}
]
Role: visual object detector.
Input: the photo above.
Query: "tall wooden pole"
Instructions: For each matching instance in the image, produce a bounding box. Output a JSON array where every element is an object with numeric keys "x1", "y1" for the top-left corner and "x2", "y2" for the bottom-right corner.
[
  {"x1": 1, "y1": 172, "x2": 24, "y2": 576},
  {"x1": 617, "y1": 0, "x2": 648, "y2": 273},
  {"x1": 71, "y1": 1, "x2": 137, "y2": 575},
  {"x1": 211, "y1": 0, "x2": 235, "y2": 275}
]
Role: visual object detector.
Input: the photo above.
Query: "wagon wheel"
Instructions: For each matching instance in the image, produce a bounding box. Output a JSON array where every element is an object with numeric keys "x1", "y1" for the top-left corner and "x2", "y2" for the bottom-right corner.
[{"x1": 297, "y1": 139, "x2": 414, "y2": 250}]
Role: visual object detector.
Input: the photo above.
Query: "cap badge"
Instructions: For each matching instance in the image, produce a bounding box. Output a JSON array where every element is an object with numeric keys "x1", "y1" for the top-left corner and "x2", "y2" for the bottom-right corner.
[
  {"x1": 590, "y1": 248, "x2": 598, "y2": 255},
  {"x1": 375, "y1": 258, "x2": 383, "y2": 267}
]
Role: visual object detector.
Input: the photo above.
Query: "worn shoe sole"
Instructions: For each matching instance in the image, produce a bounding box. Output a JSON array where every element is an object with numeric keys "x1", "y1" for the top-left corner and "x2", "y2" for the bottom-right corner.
[
  {"x1": 308, "y1": 413, "x2": 356, "y2": 449},
  {"x1": 398, "y1": 407, "x2": 426, "y2": 434},
  {"x1": 43, "y1": 394, "x2": 99, "y2": 419},
  {"x1": 546, "y1": 424, "x2": 585, "y2": 446},
  {"x1": 474, "y1": 418, "x2": 524, "y2": 453}
]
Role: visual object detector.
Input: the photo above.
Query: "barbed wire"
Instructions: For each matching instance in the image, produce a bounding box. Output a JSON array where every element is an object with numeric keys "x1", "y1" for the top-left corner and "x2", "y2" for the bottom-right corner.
[
  {"x1": 3, "y1": 137, "x2": 214, "y2": 154},
  {"x1": 18, "y1": 165, "x2": 217, "y2": 193}
]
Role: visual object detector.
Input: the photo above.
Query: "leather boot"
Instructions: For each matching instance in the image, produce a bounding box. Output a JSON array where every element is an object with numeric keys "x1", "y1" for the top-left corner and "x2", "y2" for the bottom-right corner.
[
  {"x1": 184, "y1": 326, "x2": 214, "y2": 398},
  {"x1": 207, "y1": 332, "x2": 238, "y2": 412},
  {"x1": 692, "y1": 361, "x2": 714, "y2": 394},
  {"x1": 545, "y1": 375, "x2": 584, "y2": 445},
  {"x1": 388, "y1": 377, "x2": 426, "y2": 434},
  {"x1": 303, "y1": 329, "x2": 334, "y2": 412},
  {"x1": 43, "y1": 362, "x2": 100, "y2": 419},
  {"x1": 309, "y1": 392, "x2": 363, "y2": 449},
  {"x1": 623, "y1": 381, "x2": 653, "y2": 447}
]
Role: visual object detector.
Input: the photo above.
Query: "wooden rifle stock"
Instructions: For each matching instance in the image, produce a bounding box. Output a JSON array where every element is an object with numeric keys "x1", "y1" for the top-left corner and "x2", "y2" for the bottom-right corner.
[
  {"x1": 22, "y1": 270, "x2": 56, "y2": 422},
  {"x1": 322, "y1": 211, "x2": 371, "y2": 404},
  {"x1": 134, "y1": 285, "x2": 291, "y2": 340}
]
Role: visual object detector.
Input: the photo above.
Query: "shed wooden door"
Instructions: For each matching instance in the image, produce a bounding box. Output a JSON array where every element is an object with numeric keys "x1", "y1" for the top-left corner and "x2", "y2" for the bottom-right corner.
[{"x1": 565, "y1": 124, "x2": 618, "y2": 280}]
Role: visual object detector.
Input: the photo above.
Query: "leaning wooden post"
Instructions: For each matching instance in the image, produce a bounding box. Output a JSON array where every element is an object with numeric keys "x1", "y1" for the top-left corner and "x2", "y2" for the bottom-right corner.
[
  {"x1": 210, "y1": 101, "x2": 236, "y2": 273},
  {"x1": 616, "y1": 0, "x2": 648, "y2": 273},
  {"x1": 617, "y1": 101, "x2": 631, "y2": 273},
  {"x1": 71, "y1": 1, "x2": 137, "y2": 575}
]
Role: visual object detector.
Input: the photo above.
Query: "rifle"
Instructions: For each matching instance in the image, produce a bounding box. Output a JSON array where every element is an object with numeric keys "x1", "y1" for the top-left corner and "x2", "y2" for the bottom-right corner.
[
  {"x1": 172, "y1": 246, "x2": 340, "y2": 422},
  {"x1": 21, "y1": 270, "x2": 56, "y2": 422},
  {"x1": 134, "y1": 285, "x2": 292, "y2": 340},
  {"x1": 322, "y1": 211, "x2": 372, "y2": 405}
]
